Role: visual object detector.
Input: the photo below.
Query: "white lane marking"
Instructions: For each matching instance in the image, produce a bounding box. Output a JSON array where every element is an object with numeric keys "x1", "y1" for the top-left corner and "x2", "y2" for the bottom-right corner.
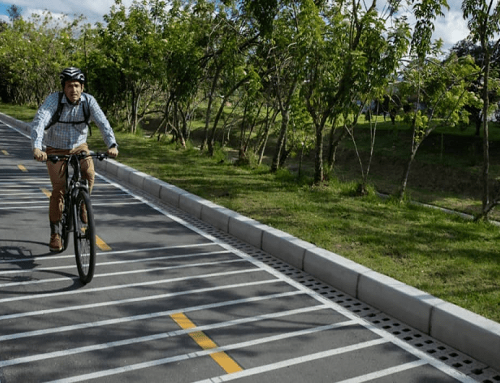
[
  {"x1": 0, "y1": 253, "x2": 236, "y2": 285},
  {"x1": 0, "y1": 279, "x2": 281, "y2": 321},
  {"x1": 0, "y1": 201, "x2": 143, "y2": 210},
  {"x1": 333, "y1": 360, "x2": 428, "y2": 383},
  {"x1": 0, "y1": 197, "x2": 47, "y2": 202},
  {"x1": 45, "y1": 329, "x2": 377, "y2": 383},
  {"x1": 0, "y1": 267, "x2": 265, "y2": 304},
  {"x1": 194, "y1": 338, "x2": 391, "y2": 383},
  {"x1": 0, "y1": 291, "x2": 305, "y2": 342},
  {"x1": 0, "y1": 121, "x2": 31, "y2": 138},
  {"x1": 0, "y1": 205, "x2": 48, "y2": 210},
  {"x1": 0, "y1": 305, "x2": 332, "y2": 368},
  {"x1": 0, "y1": 192, "x2": 47, "y2": 196},
  {"x1": 0, "y1": 200, "x2": 47, "y2": 205},
  {"x1": 0, "y1": 243, "x2": 217, "y2": 264},
  {"x1": 0, "y1": 249, "x2": 235, "y2": 277},
  {"x1": 0, "y1": 181, "x2": 50, "y2": 185},
  {"x1": 0, "y1": 256, "x2": 243, "y2": 287}
]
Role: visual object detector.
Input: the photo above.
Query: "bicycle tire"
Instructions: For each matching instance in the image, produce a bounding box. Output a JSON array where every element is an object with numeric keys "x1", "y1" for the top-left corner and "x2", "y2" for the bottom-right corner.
[
  {"x1": 61, "y1": 199, "x2": 71, "y2": 251},
  {"x1": 73, "y1": 190, "x2": 96, "y2": 284},
  {"x1": 61, "y1": 214, "x2": 70, "y2": 251}
]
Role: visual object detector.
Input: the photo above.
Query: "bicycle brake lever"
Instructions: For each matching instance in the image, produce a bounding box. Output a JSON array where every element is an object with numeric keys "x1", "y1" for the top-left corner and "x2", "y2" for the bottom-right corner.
[{"x1": 97, "y1": 152, "x2": 108, "y2": 161}]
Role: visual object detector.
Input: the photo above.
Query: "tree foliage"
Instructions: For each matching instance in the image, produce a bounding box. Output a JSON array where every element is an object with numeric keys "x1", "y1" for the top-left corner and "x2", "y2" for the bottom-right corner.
[
  {"x1": 1, "y1": 0, "x2": 500, "y2": 216},
  {"x1": 0, "y1": 12, "x2": 85, "y2": 105},
  {"x1": 462, "y1": 0, "x2": 500, "y2": 219}
]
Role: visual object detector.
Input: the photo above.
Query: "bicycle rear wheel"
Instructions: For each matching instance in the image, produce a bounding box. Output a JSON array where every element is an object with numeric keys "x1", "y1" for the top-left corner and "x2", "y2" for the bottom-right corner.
[{"x1": 73, "y1": 190, "x2": 96, "y2": 284}]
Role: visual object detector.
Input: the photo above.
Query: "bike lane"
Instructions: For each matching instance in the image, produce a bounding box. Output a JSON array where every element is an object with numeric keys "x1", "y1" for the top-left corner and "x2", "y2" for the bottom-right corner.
[{"x1": 0, "y1": 119, "x2": 495, "y2": 383}]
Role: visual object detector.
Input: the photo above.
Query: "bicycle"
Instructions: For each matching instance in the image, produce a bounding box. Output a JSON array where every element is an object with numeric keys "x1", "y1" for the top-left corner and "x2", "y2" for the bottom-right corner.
[{"x1": 46, "y1": 151, "x2": 108, "y2": 284}]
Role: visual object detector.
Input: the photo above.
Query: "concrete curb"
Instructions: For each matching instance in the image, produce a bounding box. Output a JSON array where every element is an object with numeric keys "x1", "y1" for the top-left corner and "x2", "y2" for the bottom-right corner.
[{"x1": 2, "y1": 113, "x2": 500, "y2": 371}]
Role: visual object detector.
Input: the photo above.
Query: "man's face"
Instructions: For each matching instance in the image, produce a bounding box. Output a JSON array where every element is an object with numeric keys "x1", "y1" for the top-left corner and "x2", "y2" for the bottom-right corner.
[{"x1": 64, "y1": 80, "x2": 84, "y2": 104}]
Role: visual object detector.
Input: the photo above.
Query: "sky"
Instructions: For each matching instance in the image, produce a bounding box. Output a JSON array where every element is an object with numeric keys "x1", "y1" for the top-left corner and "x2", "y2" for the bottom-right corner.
[{"x1": 0, "y1": 0, "x2": 472, "y2": 53}]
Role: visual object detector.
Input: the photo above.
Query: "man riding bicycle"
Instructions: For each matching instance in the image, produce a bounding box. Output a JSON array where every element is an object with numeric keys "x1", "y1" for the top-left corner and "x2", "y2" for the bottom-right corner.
[{"x1": 31, "y1": 67, "x2": 119, "y2": 252}]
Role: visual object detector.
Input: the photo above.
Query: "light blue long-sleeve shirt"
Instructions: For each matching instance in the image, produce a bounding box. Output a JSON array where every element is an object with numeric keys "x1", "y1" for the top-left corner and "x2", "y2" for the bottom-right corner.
[{"x1": 31, "y1": 92, "x2": 117, "y2": 150}]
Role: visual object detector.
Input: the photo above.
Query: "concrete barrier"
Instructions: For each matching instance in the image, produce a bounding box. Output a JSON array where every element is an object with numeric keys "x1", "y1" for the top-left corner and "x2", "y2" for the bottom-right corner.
[
  {"x1": 2, "y1": 112, "x2": 499, "y2": 371},
  {"x1": 228, "y1": 215, "x2": 265, "y2": 249}
]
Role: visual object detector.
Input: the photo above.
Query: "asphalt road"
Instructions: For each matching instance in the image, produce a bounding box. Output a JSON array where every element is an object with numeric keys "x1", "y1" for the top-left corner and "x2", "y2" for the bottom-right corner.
[{"x1": 0, "y1": 120, "x2": 486, "y2": 382}]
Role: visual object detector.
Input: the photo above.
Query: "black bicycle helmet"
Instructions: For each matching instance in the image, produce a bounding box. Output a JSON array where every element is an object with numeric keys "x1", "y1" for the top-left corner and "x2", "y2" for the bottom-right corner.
[{"x1": 60, "y1": 67, "x2": 85, "y2": 87}]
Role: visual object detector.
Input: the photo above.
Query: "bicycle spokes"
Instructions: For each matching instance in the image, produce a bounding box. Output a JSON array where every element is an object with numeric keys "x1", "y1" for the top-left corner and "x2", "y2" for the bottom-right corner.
[{"x1": 74, "y1": 191, "x2": 96, "y2": 284}]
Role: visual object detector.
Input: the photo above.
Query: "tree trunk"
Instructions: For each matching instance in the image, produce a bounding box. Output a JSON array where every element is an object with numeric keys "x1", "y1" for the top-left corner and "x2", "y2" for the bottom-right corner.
[
  {"x1": 173, "y1": 101, "x2": 186, "y2": 147},
  {"x1": 201, "y1": 64, "x2": 222, "y2": 151},
  {"x1": 243, "y1": 101, "x2": 263, "y2": 156},
  {"x1": 130, "y1": 86, "x2": 140, "y2": 134},
  {"x1": 271, "y1": 109, "x2": 289, "y2": 172},
  {"x1": 398, "y1": 143, "x2": 419, "y2": 201},
  {"x1": 480, "y1": 50, "x2": 490, "y2": 218},
  {"x1": 238, "y1": 103, "x2": 248, "y2": 159},
  {"x1": 207, "y1": 75, "x2": 251, "y2": 156},
  {"x1": 326, "y1": 117, "x2": 346, "y2": 173},
  {"x1": 313, "y1": 125, "x2": 325, "y2": 184},
  {"x1": 257, "y1": 130, "x2": 270, "y2": 165},
  {"x1": 256, "y1": 109, "x2": 278, "y2": 165}
]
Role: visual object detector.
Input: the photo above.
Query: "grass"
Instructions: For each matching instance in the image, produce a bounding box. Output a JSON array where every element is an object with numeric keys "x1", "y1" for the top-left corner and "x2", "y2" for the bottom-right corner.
[
  {"x1": 2, "y1": 101, "x2": 500, "y2": 323},
  {"x1": 0, "y1": 103, "x2": 39, "y2": 122}
]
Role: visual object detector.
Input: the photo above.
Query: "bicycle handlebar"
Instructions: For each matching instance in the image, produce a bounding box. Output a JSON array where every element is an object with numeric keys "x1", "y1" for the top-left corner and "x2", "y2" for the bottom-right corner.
[{"x1": 46, "y1": 151, "x2": 108, "y2": 164}]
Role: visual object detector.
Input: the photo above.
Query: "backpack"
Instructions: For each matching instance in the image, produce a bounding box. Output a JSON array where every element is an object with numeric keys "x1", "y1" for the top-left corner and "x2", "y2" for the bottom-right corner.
[{"x1": 45, "y1": 92, "x2": 92, "y2": 136}]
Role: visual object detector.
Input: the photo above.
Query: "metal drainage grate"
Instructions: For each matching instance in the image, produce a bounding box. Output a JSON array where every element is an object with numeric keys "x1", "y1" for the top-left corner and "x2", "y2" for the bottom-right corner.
[{"x1": 116, "y1": 179, "x2": 500, "y2": 383}]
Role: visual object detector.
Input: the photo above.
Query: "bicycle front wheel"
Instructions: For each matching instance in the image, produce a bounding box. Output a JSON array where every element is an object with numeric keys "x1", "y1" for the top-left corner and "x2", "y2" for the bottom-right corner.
[{"x1": 73, "y1": 190, "x2": 96, "y2": 284}]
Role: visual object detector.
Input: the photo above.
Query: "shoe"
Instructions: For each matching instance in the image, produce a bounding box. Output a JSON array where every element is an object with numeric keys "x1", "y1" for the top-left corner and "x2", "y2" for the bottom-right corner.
[
  {"x1": 49, "y1": 233, "x2": 63, "y2": 252},
  {"x1": 80, "y1": 204, "x2": 88, "y2": 224}
]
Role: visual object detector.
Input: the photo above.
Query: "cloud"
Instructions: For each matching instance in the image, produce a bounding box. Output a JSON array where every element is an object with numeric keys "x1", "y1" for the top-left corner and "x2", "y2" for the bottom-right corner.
[
  {"x1": 433, "y1": 9, "x2": 469, "y2": 49},
  {"x1": 378, "y1": 0, "x2": 470, "y2": 53},
  {"x1": 13, "y1": 0, "x2": 134, "y2": 24}
]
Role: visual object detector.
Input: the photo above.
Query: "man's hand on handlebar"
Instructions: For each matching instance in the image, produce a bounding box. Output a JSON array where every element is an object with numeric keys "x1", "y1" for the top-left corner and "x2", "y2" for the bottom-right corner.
[
  {"x1": 33, "y1": 148, "x2": 47, "y2": 162},
  {"x1": 107, "y1": 146, "x2": 118, "y2": 158}
]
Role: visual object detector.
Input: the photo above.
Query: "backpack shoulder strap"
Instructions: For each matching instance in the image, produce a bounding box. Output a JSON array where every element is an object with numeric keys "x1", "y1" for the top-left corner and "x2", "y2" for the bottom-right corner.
[
  {"x1": 81, "y1": 93, "x2": 92, "y2": 136},
  {"x1": 45, "y1": 92, "x2": 64, "y2": 131}
]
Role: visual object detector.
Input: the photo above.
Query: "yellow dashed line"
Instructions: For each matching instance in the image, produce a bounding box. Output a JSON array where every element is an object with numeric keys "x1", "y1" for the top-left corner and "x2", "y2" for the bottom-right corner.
[
  {"x1": 18, "y1": 164, "x2": 28, "y2": 172},
  {"x1": 40, "y1": 188, "x2": 112, "y2": 251},
  {"x1": 171, "y1": 312, "x2": 243, "y2": 374},
  {"x1": 95, "y1": 236, "x2": 112, "y2": 251},
  {"x1": 81, "y1": 227, "x2": 111, "y2": 251}
]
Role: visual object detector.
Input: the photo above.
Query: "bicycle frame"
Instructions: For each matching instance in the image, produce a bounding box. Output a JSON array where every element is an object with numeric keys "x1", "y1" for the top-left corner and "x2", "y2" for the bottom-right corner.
[
  {"x1": 49, "y1": 152, "x2": 90, "y2": 246},
  {"x1": 47, "y1": 151, "x2": 107, "y2": 283}
]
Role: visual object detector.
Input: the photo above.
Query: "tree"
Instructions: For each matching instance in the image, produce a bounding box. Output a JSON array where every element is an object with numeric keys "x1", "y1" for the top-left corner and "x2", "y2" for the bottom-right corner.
[
  {"x1": 91, "y1": 0, "x2": 166, "y2": 133},
  {"x1": 0, "y1": 11, "x2": 85, "y2": 105},
  {"x1": 203, "y1": 8, "x2": 259, "y2": 156},
  {"x1": 0, "y1": 20, "x2": 7, "y2": 33},
  {"x1": 397, "y1": 53, "x2": 480, "y2": 200},
  {"x1": 262, "y1": 0, "x2": 309, "y2": 172},
  {"x1": 451, "y1": 39, "x2": 500, "y2": 136},
  {"x1": 301, "y1": 0, "x2": 409, "y2": 184},
  {"x1": 462, "y1": 0, "x2": 500, "y2": 220},
  {"x1": 394, "y1": 0, "x2": 454, "y2": 200},
  {"x1": 153, "y1": 0, "x2": 206, "y2": 146},
  {"x1": 340, "y1": 8, "x2": 410, "y2": 194},
  {"x1": 300, "y1": 0, "x2": 345, "y2": 184},
  {"x1": 7, "y1": 5, "x2": 22, "y2": 22}
]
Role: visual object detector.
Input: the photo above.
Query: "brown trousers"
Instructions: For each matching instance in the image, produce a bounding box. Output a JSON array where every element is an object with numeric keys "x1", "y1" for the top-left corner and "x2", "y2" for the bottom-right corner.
[{"x1": 46, "y1": 144, "x2": 95, "y2": 223}]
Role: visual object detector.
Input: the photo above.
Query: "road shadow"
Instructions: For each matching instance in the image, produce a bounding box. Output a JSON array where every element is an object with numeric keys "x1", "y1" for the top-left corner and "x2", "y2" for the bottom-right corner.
[{"x1": 0, "y1": 239, "x2": 85, "y2": 292}]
